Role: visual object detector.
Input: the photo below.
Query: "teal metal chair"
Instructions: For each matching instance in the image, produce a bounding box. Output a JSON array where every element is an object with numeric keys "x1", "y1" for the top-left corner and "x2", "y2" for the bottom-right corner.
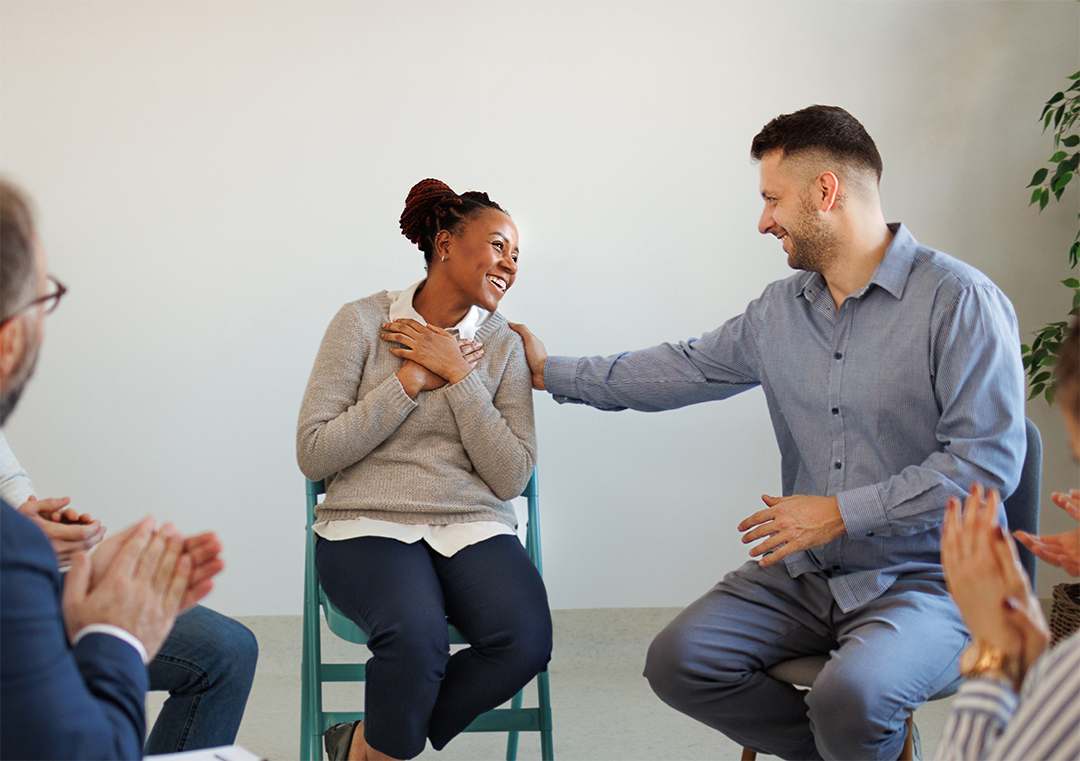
[{"x1": 300, "y1": 469, "x2": 554, "y2": 761}]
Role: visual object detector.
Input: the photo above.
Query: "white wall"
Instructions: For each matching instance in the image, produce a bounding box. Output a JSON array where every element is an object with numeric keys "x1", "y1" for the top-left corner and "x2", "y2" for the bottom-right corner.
[{"x1": 1, "y1": 1, "x2": 1076, "y2": 615}]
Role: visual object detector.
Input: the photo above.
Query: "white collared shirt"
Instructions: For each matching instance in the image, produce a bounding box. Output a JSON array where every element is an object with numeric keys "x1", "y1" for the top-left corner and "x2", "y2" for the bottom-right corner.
[{"x1": 312, "y1": 281, "x2": 516, "y2": 557}]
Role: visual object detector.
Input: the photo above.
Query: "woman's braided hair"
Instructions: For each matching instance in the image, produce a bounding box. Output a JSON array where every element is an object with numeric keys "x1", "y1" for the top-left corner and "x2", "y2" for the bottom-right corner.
[{"x1": 399, "y1": 178, "x2": 505, "y2": 265}]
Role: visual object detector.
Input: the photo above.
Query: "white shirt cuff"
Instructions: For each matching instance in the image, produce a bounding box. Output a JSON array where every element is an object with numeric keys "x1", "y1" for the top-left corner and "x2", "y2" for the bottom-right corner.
[{"x1": 72, "y1": 623, "x2": 149, "y2": 665}]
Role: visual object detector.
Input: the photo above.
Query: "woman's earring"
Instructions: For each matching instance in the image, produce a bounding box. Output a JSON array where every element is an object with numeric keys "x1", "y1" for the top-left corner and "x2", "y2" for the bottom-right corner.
[{"x1": 441, "y1": 255, "x2": 447, "y2": 262}]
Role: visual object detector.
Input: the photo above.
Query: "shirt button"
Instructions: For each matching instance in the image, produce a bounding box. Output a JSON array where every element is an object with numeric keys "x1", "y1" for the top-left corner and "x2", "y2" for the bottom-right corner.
[
  {"x1": 834, "y1": 461, "x2": 842, "y2": 469},
  {"x1": 834, "y1": 352, "x2": 843, "y2": 360},
  {"x1": 831, "y1": 407, "x2": 839, "y2": 415},
  {"x1": 867, "y1": 532, "x2": 875, "y2": 537}
]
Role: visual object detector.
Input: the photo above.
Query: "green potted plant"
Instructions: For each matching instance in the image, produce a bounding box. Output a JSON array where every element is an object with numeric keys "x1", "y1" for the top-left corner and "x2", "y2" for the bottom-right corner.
[{"x1": 1022, "y1": 71, "x2": 1079, "y2": 403}]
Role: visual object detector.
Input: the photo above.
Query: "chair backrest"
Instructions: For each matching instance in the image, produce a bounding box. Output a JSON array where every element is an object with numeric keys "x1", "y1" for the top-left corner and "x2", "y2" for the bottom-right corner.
[{"x1": 1004, "y1": 418, "x2": 1042, "y2": 586}]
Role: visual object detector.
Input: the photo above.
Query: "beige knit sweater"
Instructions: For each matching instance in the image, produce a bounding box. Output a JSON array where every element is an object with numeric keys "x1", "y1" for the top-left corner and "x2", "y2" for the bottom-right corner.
[{"x1": 296, "y1": 292, "x2": 536, "y2": 528}]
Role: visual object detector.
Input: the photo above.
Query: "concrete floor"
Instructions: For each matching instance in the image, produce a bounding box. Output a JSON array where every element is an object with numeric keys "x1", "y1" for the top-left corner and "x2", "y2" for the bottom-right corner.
[{"x1": 150, "y1": 608, "x2": 956, "y2": 760}]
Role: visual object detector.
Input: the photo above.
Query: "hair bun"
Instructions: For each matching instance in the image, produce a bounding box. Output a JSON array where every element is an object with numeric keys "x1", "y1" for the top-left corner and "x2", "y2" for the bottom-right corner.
[{"x1": 399, "y1": 178, "x2": 461, "y2": 246}]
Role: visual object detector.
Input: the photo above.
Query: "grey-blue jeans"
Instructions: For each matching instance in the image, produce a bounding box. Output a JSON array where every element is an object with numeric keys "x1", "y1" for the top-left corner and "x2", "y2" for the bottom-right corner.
[
  {"x1": 644, "y1": 561, "x2": 967, "y2": 760},
  {"x1": 145, "y1": 605, "x2": 259, "y2": 754}
]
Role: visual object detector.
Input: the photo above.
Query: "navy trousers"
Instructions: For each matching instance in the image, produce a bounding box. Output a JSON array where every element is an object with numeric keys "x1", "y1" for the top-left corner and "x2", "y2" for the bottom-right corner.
[
  {"x1": 315, "y1": 534, "x2": 552, "y2": 760},
  {"x1": 644, "y1": 560, "x2": 968, "y2": 761}
]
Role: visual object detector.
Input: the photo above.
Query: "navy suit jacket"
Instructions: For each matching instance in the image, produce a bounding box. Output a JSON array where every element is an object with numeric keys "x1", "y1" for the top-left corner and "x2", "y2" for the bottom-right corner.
[{"x1": 1, "y1": 500, "x2": 148, "y2": 760}]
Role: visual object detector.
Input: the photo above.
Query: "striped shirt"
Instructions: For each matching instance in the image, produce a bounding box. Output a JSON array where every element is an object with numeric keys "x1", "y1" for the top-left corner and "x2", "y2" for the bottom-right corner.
[
  {"x1": 935, "y1": 632, "x2": 1080, "y2": 760},
  {"x1": 545, "y1": 223, "x2": 1026, "y2": 611}
]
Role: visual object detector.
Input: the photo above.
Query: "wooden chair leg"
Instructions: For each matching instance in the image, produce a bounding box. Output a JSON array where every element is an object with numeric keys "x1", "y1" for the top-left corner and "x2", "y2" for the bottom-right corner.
[
  {"x1": 740, "y1": 748, "x2": 757, "y2": 761},
  {"x1": 898, "y1": 713, "x2": 915, "y2": 761}
]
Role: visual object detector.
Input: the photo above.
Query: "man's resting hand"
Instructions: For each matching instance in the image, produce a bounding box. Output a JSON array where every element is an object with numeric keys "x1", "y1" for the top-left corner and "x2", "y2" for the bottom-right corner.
[
  {"x1": 738, "y1": 494, "x2": 846, "y2": 567},
  {"x1": 17, "y1": 496, "x2": 106, "y2": 566}
]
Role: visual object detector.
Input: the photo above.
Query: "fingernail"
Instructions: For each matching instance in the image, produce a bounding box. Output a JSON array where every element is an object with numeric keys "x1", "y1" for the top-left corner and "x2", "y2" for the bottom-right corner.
[
  {"x1": 1003, "y1": 596, "x2": 1018, "y2": 611},
  {"x1": 994, "y1": 525, "x2": 1007, "y2": 540}
]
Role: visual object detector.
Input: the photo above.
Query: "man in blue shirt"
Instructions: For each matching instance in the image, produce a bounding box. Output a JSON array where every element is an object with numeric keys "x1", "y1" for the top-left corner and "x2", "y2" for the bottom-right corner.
[{"x1": 511, "y1": 105, "x2": 1026, "y2": 759}]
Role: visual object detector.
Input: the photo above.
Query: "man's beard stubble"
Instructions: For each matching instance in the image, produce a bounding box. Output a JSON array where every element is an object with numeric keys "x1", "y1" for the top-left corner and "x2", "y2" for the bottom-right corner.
[
  {"x1": 0, "y1": 338, "x2": 40, "y2": 427},
  {"x1": 785, "y1": 194, "x2": 840, "y2": 275}
]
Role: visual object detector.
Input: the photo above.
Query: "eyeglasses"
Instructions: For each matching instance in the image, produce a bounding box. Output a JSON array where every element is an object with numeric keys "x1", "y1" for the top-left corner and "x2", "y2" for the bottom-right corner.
[{"x1": 0, "y1": 275, "x2": 68, "y2": 328}]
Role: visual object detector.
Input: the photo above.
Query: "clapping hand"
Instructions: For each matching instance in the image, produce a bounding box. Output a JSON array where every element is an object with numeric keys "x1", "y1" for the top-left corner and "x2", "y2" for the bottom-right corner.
[
  {"x1": 89, "y1": 520, "x2": 223, "y2": 614},
  {"x1": 62, "y1": 517, "x2": 191, "y2": 662},
  {"x1": 1014, "y1": 489, "x2": 1080, "y2": 577},
  {"x1": 941, "y1": 484, "x2": 1049, "y2": 687}
]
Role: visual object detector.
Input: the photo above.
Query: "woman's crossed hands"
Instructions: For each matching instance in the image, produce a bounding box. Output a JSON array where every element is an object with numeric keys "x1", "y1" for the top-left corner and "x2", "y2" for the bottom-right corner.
[{"x1": 381, "y1": 319, "x2": 484, "y2": 399}]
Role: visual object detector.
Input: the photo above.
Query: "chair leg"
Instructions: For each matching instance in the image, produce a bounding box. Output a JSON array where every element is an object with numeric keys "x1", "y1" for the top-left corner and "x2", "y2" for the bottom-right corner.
[
  {"x1": 505, "y1": 689, "x2": 522, "y2": 761},
  {"x1": 740, "y1": 748, "x2": 758, "y2": 761},
  {"x1": 898, "y1": 713, "x2": 915, "y2": 761},
  {"x1": 537, "y1": 670, "x2": 554, "y2": 761}
]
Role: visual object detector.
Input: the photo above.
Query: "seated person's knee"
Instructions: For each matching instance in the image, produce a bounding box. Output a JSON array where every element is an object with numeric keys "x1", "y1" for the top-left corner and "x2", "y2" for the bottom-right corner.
[
  {"x1": 644, "y1": 621, "x2": 701, "y2": 705},
  {"x1": 807, "y1": 672, "x2": 890, "y2": 758}
]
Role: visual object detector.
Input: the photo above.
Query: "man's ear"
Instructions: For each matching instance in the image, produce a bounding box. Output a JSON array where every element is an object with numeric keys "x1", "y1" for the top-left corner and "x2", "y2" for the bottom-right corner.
[
  {"x1": 0, "y1": 318, "x2": 27, "y2": 385},
  {"x1": 816, "y1": 172, "x2": 841, "y2": 212}
]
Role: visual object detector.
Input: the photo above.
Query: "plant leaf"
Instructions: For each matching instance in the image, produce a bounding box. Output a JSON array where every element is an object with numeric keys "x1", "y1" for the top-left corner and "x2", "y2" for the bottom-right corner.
[
  {"x1": 1065, "y1": 135, "x2": 1080, "y2": 147},
  {"x1": 1063, "y1": 278, "x2": 1080, "y2": 288},
  {"x1": 1029, "y1": 167, "x2": 1049, "y2": 187},
  {"x1": 1050, "y1": 151, "x2": 1069, "y2": 163},
  {"x1": 1040, "y1": 187, "x2": 1050, "y2": 210}
]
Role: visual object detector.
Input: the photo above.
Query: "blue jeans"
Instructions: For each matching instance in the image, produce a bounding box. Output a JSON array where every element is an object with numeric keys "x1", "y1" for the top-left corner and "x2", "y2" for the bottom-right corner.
[
  {"x1": 145, "y1": 605, "x2": 259, "y2": 754},
  {"x1": 316, "y1": 534, "x2": 552, "y2": 760},
  {"x1": 644, "y1": 561, "x2": 967, "y2": 761}
]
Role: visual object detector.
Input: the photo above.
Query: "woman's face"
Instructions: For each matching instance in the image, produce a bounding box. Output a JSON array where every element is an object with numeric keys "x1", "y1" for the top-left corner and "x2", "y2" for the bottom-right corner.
[{"x1": 438, "y1": 207, "x2": 519, "y2": 312}]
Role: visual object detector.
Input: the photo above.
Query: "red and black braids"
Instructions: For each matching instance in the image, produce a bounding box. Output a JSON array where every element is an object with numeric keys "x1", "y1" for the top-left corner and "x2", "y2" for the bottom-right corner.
[{"x1": 399, "y1": 178, "x2": 506, "y2": 264}]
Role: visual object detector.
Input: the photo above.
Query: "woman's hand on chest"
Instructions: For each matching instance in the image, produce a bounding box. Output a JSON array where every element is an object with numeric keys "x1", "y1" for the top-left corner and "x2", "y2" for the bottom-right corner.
[{"x1": 382, "y1": 319, "x2": 485, "y2": 397}]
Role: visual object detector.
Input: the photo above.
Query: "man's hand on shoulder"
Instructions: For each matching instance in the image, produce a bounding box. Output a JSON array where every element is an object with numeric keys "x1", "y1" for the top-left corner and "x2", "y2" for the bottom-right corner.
[
  {"x1": 508, "y1": 323, "x2": 547, "y2": 390},
  {"x1": 17, "y1": 495, "x2": 106, "y2": 566},
  {"x1": 738, "y1": 494, "x2": 847, "y2": 567}
]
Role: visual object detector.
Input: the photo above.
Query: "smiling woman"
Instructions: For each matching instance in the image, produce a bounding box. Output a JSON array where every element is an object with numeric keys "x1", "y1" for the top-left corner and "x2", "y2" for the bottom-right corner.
[{"x1": 295, "y1": 179, "x2": 549, "y2": 761}]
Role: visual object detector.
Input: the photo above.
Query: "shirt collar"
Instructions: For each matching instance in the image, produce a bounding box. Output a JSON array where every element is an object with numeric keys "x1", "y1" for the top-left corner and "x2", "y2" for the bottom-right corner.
[
  {"x1": 798, "y1": 222, "x2": 917, "y2": 303},
  {"x1": 387, "y1": 280, "x2": 491, "y2": 340},
  {"x1": 866, "y1": 223, "x2": 917, "y2": 300}
]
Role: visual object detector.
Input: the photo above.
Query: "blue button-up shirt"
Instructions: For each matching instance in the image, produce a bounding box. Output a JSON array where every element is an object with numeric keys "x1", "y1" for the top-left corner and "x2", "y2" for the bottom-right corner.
[{"x1": 545, "y1": 224, "x2": 1026, "y2": 612}]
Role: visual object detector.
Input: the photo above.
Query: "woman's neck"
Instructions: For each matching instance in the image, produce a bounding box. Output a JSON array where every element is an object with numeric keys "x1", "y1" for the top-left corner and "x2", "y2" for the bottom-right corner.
[{"x1": 411, "y1": 278, "x2": 470, "y2": 329}]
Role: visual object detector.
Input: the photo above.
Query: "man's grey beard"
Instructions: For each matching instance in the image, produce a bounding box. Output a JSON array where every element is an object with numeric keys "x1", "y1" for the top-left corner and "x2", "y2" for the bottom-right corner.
[{"x1": 0, "y1": 343, "x2": 39, "y2": 427}]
